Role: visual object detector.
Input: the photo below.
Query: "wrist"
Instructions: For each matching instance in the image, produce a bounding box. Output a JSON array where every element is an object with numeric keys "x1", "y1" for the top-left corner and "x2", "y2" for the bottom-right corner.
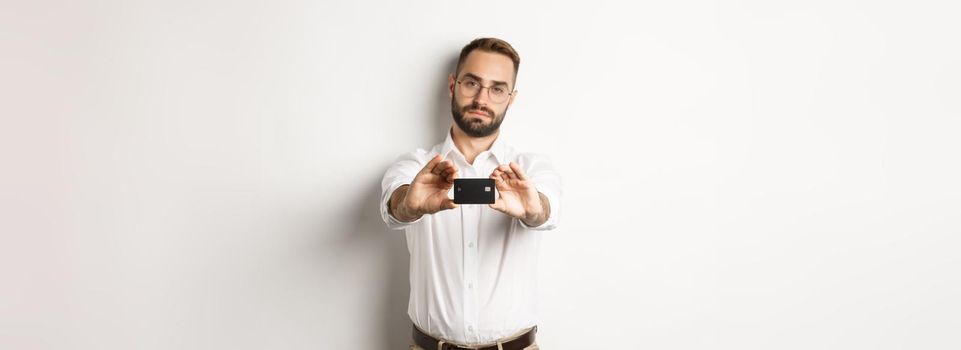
[
  {"x1": 390, "y1": 185, "x2": 422, "y2": 222},
  {"x1": 521, "y1": 192, "x2": 549, "y2": 226},
  {"x1": 398, "y1": 196, "x2": 423, "y2": 221},
  {"x1": 521, "y1": 206, "x2": 545, "y2": 226}
]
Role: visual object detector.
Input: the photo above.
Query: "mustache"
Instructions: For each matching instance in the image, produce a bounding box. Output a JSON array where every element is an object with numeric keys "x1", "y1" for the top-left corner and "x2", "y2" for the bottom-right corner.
[{"x1": 463, "y1": 104, "x2": 494, "y2": 118}]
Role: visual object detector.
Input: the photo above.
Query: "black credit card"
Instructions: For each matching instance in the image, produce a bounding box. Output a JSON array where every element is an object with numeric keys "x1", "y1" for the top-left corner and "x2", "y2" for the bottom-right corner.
[{"x1": 453, "y1": 178, "x2": 496, "y2": 204}]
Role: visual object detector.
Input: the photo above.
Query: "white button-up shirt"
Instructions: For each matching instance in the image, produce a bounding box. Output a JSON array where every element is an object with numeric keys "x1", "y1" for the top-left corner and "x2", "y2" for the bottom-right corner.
[{"x1": 380, "y1": 130, "x2": 561, "y2": 345}]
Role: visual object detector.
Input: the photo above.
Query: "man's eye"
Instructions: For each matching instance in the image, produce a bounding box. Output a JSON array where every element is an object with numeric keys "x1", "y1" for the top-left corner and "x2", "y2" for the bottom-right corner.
[
  {"x1": 492, "y1": 87, "x2": 506, "y2": 94},
  {"x1": 465, "y1": 81, "x2": 479, "y2": 87}
]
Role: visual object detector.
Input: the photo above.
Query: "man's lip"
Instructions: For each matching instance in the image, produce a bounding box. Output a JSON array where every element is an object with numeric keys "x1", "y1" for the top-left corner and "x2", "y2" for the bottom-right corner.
[{"x1": 468, "y1": 110, "x2": 488, "y2": 117}]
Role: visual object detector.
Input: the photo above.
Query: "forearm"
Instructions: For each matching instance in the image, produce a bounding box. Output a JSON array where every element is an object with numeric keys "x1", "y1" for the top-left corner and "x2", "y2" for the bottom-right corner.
[
  {"x1": 521, "y1": 192, "x2": 551, "y2": 227},
  {"x1": 388, "y1": 185, "x2": 422, "y2": 222}
]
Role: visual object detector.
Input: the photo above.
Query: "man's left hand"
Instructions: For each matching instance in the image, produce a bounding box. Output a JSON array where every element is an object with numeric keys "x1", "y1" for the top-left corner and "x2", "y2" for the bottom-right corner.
[{"x1": 489, "y1": 162, "x2": 547, "y2": 226}]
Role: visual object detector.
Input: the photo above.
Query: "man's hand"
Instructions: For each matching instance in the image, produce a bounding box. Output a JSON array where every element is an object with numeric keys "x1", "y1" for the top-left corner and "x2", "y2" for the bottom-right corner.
[
  {"x1": 392, "y1": 155, "x2": 459, "y2": 221},
  {"x1": 489, "y1": 162, "x2": 549, "y2": 226}
]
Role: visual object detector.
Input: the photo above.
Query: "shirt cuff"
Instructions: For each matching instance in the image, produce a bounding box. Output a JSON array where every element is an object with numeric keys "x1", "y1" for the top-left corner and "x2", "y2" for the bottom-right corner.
[
  {"x1": 381, "y1": 180, "x2": 423, "y2": 230},
  {"x1": 518, "y1": 190, "x2": 559, "y2": 231}
]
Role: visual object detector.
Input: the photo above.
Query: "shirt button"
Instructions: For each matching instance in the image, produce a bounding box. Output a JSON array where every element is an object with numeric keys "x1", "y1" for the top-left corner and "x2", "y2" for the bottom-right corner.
[
  {"x1": 468, "y1": 283, "x2": 473, "y2": 289},
  {"x1": 468, "y1": 325, "x2": 473, "y2": 332},
  {"x1": 468, "y1": 242, "x2": 474, "y2": 248}
]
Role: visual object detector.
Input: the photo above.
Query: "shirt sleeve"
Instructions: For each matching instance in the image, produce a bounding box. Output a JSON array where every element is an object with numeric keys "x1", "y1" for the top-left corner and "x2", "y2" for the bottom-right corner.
[
  {"x1": 380, "y1": 150, "x2": 428, "y2": 230},
  {"x1": 515, "y1": 153, "x2": 562, "y2": 231}
]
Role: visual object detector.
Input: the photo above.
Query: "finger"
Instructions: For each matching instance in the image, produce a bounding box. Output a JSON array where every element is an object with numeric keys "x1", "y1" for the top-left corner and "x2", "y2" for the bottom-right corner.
[
  {"x1": 498, "y1": 164, "x2": 517, "y2": 180},
  {"x1": 490, "y1": 171, "x2": 505, "y2": 187},
  {"x1": 433, "y1": 160, "x2": 453, "y2": 176},
  {"x1": 500, "y1": 163, "x2": 519, "y2": 180},
  {"x1": 499, "y1": 170, "x2": 511, "y2": 183},
  {"x1": 422, "y1": 155, "x2": 443, "y2": 175},
  {"x1": 436, "y1": 166, "x2": 450, "y2": 179},
  {"x1": 490, "y1": 169, "x2": 502, "y2": 181},
  {"x1": 509, "y1": 162, "x2": 528, "y2": 181},
  {"x1": 442, "y1": 168, "x2": 458, "y2": 183},
  {"x1": 439, "y1": 162, "x2": 457, "y2": 176}
]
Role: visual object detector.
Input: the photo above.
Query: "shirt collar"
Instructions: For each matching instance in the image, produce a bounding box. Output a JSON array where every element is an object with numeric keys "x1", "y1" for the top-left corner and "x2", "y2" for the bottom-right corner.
[{"x1": 440, "y1": 128, "x2": 509, "y2": 165}]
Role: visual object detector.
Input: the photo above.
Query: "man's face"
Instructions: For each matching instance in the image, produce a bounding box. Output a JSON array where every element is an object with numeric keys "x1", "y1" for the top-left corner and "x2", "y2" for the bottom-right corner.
[{"x1": 449, "y1": 50, "x2": 517, "y2": 138}]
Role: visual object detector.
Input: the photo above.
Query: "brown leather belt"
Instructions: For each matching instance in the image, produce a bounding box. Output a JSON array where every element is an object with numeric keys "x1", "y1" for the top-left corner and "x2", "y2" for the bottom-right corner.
[{"x1": 412, "y1": 324, "x2": 536, "y2": 350}]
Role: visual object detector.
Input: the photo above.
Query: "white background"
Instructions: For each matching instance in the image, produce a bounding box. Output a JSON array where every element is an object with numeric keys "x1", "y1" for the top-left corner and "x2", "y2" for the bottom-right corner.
[{"x1": 2, "y1": 0, "x2": 959, "y2": 349}]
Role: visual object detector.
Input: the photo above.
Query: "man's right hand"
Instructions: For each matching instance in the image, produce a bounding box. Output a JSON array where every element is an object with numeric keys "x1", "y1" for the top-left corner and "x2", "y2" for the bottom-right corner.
[{"x1": 393, "y1": 155, "x2": 459, "y2": 221}]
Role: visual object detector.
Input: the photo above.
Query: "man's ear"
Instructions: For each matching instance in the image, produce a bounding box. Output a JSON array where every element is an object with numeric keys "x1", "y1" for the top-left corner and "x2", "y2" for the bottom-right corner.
[{"x1": 448, "y1": 73, "x2": 456, "y2": 97}]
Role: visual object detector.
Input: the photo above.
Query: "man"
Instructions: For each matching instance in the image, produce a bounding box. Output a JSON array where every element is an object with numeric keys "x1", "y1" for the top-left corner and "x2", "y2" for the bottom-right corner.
[{"x1": 380, "y1": 37, "x2": 561, "y2": 350}]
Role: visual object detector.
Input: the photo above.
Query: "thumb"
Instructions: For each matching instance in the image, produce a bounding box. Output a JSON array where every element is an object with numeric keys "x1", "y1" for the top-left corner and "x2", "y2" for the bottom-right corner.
[
  {"x1": 488, "y1": 198, "x2": 503, "y2": 212},
  {"x1": 443, "y1": 198, "x2": 459, "y2": 210}
]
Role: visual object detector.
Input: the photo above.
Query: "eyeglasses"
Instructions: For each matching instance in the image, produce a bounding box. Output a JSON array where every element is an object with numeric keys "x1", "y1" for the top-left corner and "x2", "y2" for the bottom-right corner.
[{"x1": 455, "y1": 78, "x2": 514, "y2": 103}]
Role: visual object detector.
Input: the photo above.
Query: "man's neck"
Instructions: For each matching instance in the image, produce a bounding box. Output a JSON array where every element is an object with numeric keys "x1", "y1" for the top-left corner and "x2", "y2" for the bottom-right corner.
[{"x1": 450, "y1": 126, "x2": 498, "y2": 165}]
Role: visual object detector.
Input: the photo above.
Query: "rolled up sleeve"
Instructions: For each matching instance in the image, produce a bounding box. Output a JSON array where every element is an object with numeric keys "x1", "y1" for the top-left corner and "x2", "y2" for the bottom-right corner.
[
  {"x1": 380, "y1": 150, "x2": 427, "y2": 230},
  {"x1": 516, "y1": 153, "x2": 562, "y2": 231}
]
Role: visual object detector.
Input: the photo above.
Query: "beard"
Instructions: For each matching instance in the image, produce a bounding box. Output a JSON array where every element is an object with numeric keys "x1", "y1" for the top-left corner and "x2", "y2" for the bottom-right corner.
[{"x1": 451, "y1": 99, "x2": 506, "y2": 138}]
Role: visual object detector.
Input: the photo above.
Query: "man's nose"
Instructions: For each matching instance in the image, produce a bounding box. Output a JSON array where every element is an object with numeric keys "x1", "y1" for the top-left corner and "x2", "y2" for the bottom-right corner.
[{"x1": 472, "y1": 88, "x2": 491, "y2": 103}]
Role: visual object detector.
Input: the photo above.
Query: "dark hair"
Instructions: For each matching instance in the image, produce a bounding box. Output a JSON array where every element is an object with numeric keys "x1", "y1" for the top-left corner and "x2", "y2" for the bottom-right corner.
[{"x1": 454, "y1": 37, "x2": 521, "y2": 85}]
